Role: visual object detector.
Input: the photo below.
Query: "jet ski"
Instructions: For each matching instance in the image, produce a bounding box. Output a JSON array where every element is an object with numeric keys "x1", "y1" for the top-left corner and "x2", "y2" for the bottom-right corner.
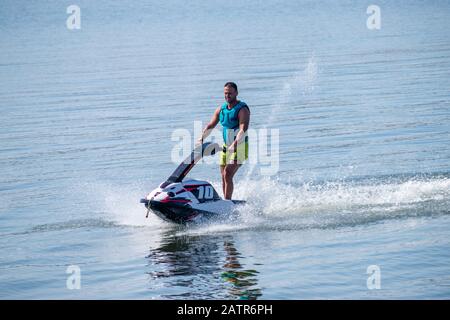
[{"x1": 140, "y1": 142, "x2": 246, "y2": 224}]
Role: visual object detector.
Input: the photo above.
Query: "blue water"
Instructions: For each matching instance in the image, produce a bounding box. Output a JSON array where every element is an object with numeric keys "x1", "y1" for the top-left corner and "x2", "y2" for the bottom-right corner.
[{"x1": 1, "y1": 0, "x2": 450, "y2": 299}]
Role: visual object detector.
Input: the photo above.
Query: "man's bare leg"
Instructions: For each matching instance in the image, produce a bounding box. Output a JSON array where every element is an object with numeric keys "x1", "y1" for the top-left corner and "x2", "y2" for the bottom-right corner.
[
  {"x1": 223, "y1": 163, "x2": 241, "y2": 200},
  {"x1": 220, "y1": 165, "x2": 226, "y2": 197}
]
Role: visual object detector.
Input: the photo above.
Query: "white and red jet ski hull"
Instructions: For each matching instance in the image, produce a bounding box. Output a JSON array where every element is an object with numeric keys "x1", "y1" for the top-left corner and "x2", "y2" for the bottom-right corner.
[{"x1": 141, "y1": 142, "x2": 245, "y2": 224}]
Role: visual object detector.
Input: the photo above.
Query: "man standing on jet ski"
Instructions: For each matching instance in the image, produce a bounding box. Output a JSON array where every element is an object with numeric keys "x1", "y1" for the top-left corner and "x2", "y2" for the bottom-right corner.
[{"x1": 197, "y1": 82, "x2": 250, "y2": 200}]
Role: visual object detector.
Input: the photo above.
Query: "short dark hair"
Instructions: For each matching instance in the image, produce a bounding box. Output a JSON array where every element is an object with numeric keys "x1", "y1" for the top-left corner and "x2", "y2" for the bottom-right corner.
[{"x1": 224, "y1": 82, "x2": 238, "y2": 92}]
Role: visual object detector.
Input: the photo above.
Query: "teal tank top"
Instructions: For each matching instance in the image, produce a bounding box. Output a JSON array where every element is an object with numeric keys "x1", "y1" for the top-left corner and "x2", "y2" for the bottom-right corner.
[{"x1": 219, "y1": 101, "x2": 249, "y2": 145}]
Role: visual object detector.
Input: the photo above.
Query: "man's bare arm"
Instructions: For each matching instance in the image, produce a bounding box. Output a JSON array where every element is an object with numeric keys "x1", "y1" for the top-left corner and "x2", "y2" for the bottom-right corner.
[
  {"x1": 229, "y1": 107, "x2": 250, "y2": 150},
  {"x1": 197, "y1": 106, "x2": 221, "y2": 144}
]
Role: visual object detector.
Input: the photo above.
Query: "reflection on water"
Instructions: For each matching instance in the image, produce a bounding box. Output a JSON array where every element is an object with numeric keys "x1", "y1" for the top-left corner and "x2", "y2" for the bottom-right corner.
[
  {"x1": 146, "y1": 230, "x2": 262, "y2": 299},
  {"x1": 221, "y1": 241, "x2": 262, "y2": 300}
]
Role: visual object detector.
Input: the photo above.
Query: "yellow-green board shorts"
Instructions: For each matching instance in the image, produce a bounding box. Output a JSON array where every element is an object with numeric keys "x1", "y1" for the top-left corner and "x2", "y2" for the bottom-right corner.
[{"x1": 220, "y1": 142, "x2": 249, "y2": 166}]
